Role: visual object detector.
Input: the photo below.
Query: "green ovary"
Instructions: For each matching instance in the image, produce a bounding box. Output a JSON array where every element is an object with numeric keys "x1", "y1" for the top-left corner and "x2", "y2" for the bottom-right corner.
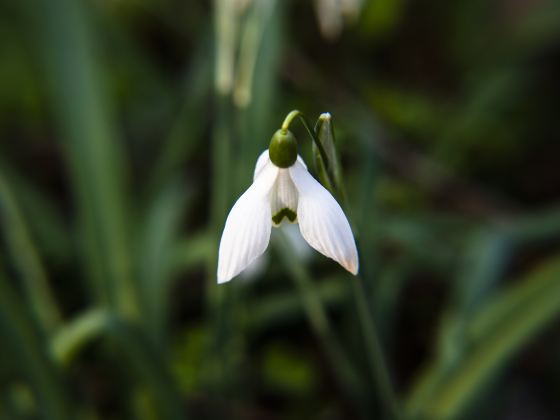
[{"x1": 272, "y1": 208, "x2": 297, "y2": 226}]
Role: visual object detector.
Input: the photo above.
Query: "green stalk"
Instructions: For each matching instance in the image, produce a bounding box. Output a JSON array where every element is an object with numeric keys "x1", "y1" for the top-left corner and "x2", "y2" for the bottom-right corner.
[
  {"x1": 284, "y1": 109, "x2": 400, "y2": 419},
  {"x1": 275, "y1": 231, "x2": 369, "y2": 415},
  {"x1": 281, "y1": 110, "x2": 335, "y2": 188},
  {"x1": 207, "y1": 90, "x2": 234, "y2": 391},
  {"x1": 352, "y1": 277, "x2": 402, "y2": 420},
  {"x1": 283, "y1": 109, "x2": 401, "y2": 419}
]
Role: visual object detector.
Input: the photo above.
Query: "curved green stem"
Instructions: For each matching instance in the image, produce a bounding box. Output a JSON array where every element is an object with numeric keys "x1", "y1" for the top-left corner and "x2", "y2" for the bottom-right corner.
[
  {"x1": 281, "y1": 110, "x2": 336, "y2": 189},
  {"x1": 280, "y1": 110, "x2": 302, "y2": 130}
]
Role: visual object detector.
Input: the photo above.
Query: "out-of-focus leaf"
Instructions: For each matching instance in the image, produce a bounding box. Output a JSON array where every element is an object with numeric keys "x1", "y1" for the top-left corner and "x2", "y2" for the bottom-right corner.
[
  {"x1": 0, "y1": 172, "x2": 61, "y2": 333},
  {"x1": 437, "y1": 69, "x2": 525, "y2": 167},
  {"x1": 406, "y1": 255, "x2": 560, "y2": 420},
  {"x1": 148, "y1": 27, "x2": 213, "y2": 192},
  {"x1": 214, "y1": 0, "x2": 240, "y2": 95},
  {"x1": 136, "y1": 181, "x2": 190, "y2": 340},
  {"x1": 0, "y1": 272, "x2": 72, "y2": 420},
  {"x1": 358, "y1": 0, "x2": 404, "y2": 39},
  {"x1": 510, "y1": 2, "x2": 560, "y2": 58},
  {"x1": 248, "y1": 276, "x2": 348, "y2": 331},
  {"x1": 30, "y1": 0, "x2": 136, "y2": 315},
  {"x1": 4, "y1": 384, "x2": 35, "y2": 419},
  {"x1": 51, "y1": 308, "x2": 111, "y2": 367},
  {"x1": 274, "y1": 231, "x2": 366, "y2": 410},
  {"x1": 436, "y1": 228, "x2": 512, "y2": 366},
  {"x1": 171, "y1": 326, "x2": 210, "y2": 394},
  {"x1": 506, "y1": 207, "x2": 560, "y2": 243},
  {"x1": 365, "y1": 84, "x2": 448, "y2": 141},
  {"x1": 233, "y1": 0, "x2": 276, "y2": 108},
  {"x1": 172, "y1": 232, "x2": 214, "y2": 272},
  {"x1": 0, "y1": 161, "x2": 71, "y2": 264},
  {"x1": 261, "y1": 344, "x2": 316, "y2": 395},
  {"x1": 51, "y1": 308, "x2": 184, "y2": 419}
]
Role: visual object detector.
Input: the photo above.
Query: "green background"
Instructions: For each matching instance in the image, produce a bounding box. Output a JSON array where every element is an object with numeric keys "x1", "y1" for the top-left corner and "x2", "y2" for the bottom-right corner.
[{"x1": 1, "y1": 0, "x2": 560, "y2": 418}]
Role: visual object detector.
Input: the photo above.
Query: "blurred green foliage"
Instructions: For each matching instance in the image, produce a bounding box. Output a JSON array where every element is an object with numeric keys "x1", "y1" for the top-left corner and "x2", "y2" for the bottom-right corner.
[{"x1": 1, "y1": 0, "x2": 560, "y2": 419}]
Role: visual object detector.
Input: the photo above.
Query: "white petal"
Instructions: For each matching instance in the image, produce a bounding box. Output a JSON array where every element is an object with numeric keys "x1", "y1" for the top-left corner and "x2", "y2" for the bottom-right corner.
[
  {"x1": 253, "y1": 149, "x2": 270, "y2": 180},
  {"x1": 296, "y1": 154, "x2": 307, "y2": 169},
  {"x1": 254, "y1": 151, "x2": 306, "y2": 180},
  {"x1": 218, "y1": 161, "x2": 278, "y2": 283},
  {"x1": 270, "y1": 169, "x2": 299, "y2": 226},
  {"x1": 289, "y1": 160, "x2": 359, "y2": 274}
]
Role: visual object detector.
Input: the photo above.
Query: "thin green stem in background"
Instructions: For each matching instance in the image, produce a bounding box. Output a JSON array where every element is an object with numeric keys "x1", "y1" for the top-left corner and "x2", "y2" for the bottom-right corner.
[
  {"x1": 352, "y1": 277, "x2": 402, "y2": 420},
  {"x1": 291, "y1": 109, "x2": 400, "y2": 419},
  {"x1": 283, "y1": 109, "x2": 401, "y2": 419},
  {"x1": 275, "y1": 231, "x2": 370, "y2": 417},
  {"x1": 207, "y1": 89, "x2": 236, "y2": 392}
]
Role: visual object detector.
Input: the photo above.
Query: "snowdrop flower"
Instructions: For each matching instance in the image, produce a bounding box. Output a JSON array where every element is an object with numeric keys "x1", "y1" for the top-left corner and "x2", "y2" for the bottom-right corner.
[{"x1": 218, "y1": 129, "x2": 358, "y2": 283}]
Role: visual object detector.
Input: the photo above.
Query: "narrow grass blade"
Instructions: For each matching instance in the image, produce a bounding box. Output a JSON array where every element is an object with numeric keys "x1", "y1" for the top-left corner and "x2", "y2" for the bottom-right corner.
[
  {"x1": 30, "y1": 0, "x2": 136, "y2": 315},
  {"x1": 405, "y1": 255, "x2": 560, "y2": 420},
  {"x1": 0, "y1": 172, "x2": 61, "y2": 333},
  {"x1": 0, "y1": 273, "x2": 71, "y2": 420},
  {"x1": 136, "y1": 181, "x2": 189, "y2": 341}
]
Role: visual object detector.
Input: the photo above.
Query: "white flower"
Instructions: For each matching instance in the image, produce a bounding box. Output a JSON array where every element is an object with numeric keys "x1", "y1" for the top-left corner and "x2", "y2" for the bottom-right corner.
[{"x1": 217, "y1": 149, "x2": 359, "y2": 283}]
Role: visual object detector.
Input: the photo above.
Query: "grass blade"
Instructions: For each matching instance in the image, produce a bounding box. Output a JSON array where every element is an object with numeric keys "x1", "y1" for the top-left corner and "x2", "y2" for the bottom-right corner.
[
  {"x1": 0, "y1": 273, "x2": 71, "y2": 420},
  {"x1": 0, "y1": 172, "x2": 61, "y2": 333},
  {"x1": 30, "y1": 0, "x2": 136, "y2": 315},
  {"x1": 405, "y1": 255, "x2": 560, "y2": 420}
]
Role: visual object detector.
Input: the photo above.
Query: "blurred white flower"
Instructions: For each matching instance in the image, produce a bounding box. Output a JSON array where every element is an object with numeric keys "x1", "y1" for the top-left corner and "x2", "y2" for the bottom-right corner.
[
  {"x1": 217, "y1": 150, "x2": 358, "y2": 283},
  {"x1": 313, "y1": 0, "x2": 364, "y2": 39}
]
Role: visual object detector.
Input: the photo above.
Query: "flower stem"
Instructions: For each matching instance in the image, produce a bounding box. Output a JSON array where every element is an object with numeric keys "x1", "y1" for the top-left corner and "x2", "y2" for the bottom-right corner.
[
  {"x1": 281, "y1": 110, "x2": 336, "y2": 189},
  {"x1": 280, "y1": 109, "x2": 302, "y2": 130},
  {"x1": 275, "y1": 231, "x2": 370, "y2": 416},
  {"x1": 283, "y1": 109, "x2": 401, "y2": 419},
  {"x1": 353, "y1": 277, "x2": 402, "y2": 420}
]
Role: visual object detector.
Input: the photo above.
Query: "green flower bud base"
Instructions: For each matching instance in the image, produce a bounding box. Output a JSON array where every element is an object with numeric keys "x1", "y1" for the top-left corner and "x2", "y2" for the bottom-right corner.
[{"x1": 269, "y1": 129, "x2": 297, "y2": 168}]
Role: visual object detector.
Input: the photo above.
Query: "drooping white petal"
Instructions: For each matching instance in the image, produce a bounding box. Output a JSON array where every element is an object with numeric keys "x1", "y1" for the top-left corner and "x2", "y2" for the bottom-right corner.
[
  {"x1": 297, "y1": 154, "x2": 307, "y2": 169},
  {"x1": 254, "y1": 150, "x2": 307, "y2": 180},
  {"x1": 289, "y1": 160, "x2": 359, "y2": 274},
  {"x1": 270, "y1": 169, "x2": 299, "y2": 226},
  {"x1": 254, "y1": 149, "x2": 270, "y2": 180},
  {"x1": 218, "y1": 160, "x2": 279, "y2": 283}
]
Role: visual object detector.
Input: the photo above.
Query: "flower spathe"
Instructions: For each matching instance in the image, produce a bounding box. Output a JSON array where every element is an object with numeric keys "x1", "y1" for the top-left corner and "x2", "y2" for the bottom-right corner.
[{"x1": 217, "y1": 150, "x2": 359, "y2": 283}]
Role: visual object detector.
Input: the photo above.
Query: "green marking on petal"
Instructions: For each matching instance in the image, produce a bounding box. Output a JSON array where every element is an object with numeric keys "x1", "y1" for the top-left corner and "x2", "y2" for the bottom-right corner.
[{"x1": 272, "y1": 208, "x2": 297, "y2": 226}]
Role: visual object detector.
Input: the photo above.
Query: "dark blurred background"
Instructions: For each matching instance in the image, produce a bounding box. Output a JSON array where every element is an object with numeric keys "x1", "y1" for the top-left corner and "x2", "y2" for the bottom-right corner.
[{"x1": 1, "y1": 0, "x2": 560, "y2": 419}]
